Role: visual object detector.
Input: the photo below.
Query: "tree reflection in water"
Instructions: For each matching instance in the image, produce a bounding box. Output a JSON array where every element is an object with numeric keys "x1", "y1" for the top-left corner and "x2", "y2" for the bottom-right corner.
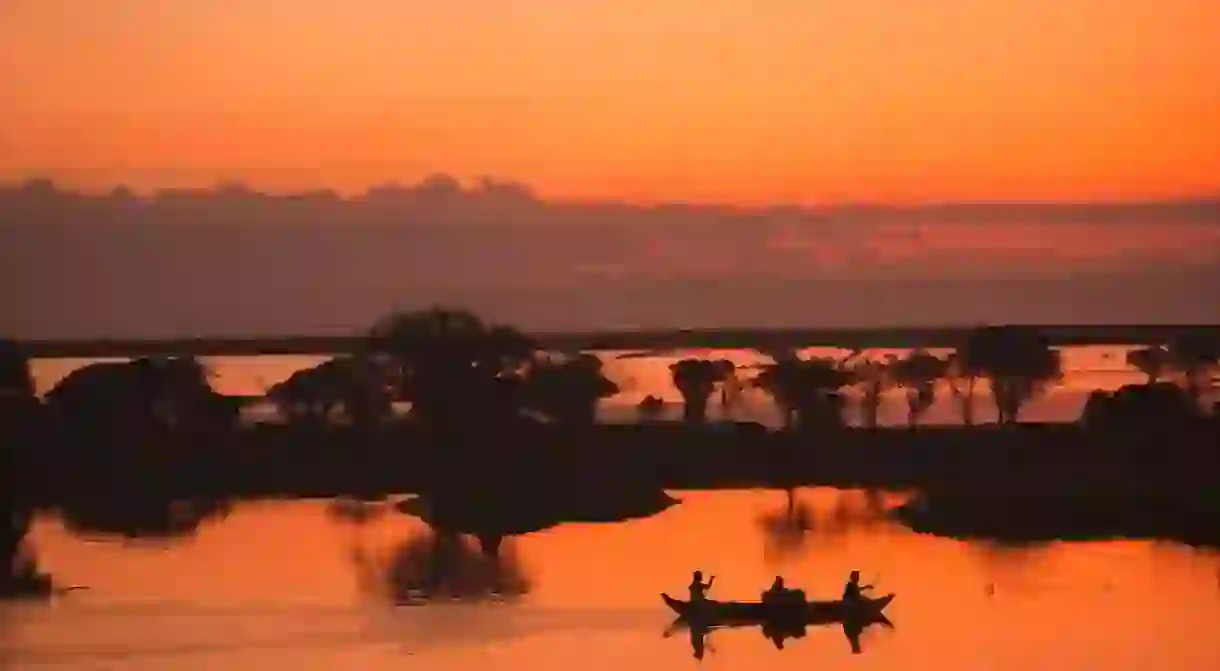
[
  {"x1": 352, "y1": 530, "x2": 531, "y2": 605},
  {"x1": 758, "y1": 489, "x2": 896, "y2": 565},
  {"x1": 56, "y1": 496, "x2": 232, "y2": 542},
  {"x1": 758, "y1": 489, "x2": 816, "y2": 565},
  {"x1": 968, "y1": 540, "x2": 1056, "y2": 598}
]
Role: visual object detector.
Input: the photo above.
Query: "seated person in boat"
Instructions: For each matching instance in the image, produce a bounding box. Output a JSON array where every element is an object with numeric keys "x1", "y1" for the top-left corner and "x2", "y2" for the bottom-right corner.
[
  {"x1": 761, "y1": 576, "x2": 805, "y2": 605},
  {"x1": 842, "y1": 570, "x2": 874, "y2": 603},
  {"x1": 689, "y1": 571, "x2": 715, "y2": 602}
]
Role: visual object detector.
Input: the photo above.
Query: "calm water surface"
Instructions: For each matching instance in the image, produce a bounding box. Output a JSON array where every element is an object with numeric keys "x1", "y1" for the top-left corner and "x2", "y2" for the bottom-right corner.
[
  {"x1": 29, "y1": 344, "x2": 1161, "y2": 426},
  {"x1": 5, "y1": 489, "x2": 1220, "y2": 670}
]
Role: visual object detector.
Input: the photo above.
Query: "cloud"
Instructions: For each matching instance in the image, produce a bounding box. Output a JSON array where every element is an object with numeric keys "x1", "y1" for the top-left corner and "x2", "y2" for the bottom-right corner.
[{"x1": 2, "y1": 177, "x2": 1218, "y2": 337}]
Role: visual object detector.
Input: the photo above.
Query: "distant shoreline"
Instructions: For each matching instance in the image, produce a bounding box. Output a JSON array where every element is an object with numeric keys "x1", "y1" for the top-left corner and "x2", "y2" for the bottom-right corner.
[{"x1": 19, "y1": 324, "x2": 1220, "y2": 359}]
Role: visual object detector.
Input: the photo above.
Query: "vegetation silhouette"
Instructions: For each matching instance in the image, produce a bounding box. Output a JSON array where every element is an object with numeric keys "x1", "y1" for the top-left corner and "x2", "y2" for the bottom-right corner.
[
  {"x1": 367, "y1": 307, "x2": 537, "y2": 437},
  {"x1": 395, "y1": 487, "x2": 679, "y2": 557},
  {"x1": 4, "y1": 312, "x2": 1219, "y2": 570},
  {"x1": 752, "y1": 353, "x2": 850, "y2": 431},
  {"x1": 1126, "y1": 345, "x2": 1170, "y2": 383},
  {"x1": 1166, "y1": 332, "x2": 1220, "y2": 405},
  {"x1": 45, "y1": 357, "x2": 239, "y2": 438},
  {"x1": 265, "y1": 355, "x2": 395, "y2": 428},
  {"x1": 890, "y1": 349, "x2": 951, "y2": 426},
  {"x1": 1, "y1": 339, "x2": 53, "y2": 598},
  {"x1": 844, "y1": 353, "x2": 892, "y2": 429},
  {"x1": 514, "y1": 353, "x2": 619, "y2": 426},
  {"x1": 669, "y1": 358, "x2": 736, "y2": 424},
  {"x1": 954, "y1": 326, "x2": 1063, "y2": 425}
]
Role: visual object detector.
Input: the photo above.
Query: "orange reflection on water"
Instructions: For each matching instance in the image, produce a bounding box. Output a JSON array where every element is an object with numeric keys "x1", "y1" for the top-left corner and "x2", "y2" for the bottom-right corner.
[{"x1": 12, "y1": 490, "x2": 1220, "y2": 670}]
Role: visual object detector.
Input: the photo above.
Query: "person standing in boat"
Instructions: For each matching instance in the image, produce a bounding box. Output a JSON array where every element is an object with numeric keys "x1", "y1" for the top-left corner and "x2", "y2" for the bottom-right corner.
[
  {"x1": 689, "y1": 571, "x2": 715, "y2": 603},
  {"x1": 842, "y1": 570, "x2": 874, "y2": 603}
]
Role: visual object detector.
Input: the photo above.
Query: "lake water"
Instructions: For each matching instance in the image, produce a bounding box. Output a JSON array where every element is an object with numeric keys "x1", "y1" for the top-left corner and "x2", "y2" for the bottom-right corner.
[
  {"x1": 5, "y1": 489, "x2": 1220, "y2": 669},
  {"x1": 27, "y1": 344, "x2": 1165, "y2": 426}
]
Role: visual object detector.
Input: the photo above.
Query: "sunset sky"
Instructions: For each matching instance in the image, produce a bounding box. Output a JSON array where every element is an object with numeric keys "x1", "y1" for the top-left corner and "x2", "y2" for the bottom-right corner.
[{"x1": 4, "y1": 0, "x2": 1220, "y2": 204}]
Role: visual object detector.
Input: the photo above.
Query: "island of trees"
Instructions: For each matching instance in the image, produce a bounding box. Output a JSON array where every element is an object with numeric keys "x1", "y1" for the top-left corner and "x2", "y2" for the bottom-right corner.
[{"x1": 3, "y1": 308, "x2": 1218, "y2": 598}]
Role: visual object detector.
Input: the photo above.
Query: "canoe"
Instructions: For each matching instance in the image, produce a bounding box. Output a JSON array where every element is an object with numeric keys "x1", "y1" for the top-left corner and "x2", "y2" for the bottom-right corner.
[{"x1": 661, "y1": 591, "x2": 894, "y2": 626}]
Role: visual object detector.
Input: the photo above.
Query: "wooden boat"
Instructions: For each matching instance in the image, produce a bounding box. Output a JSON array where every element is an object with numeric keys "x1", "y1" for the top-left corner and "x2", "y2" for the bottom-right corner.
[{"x1": 661, "y1": 591, "x2": 894, "y2": 626}]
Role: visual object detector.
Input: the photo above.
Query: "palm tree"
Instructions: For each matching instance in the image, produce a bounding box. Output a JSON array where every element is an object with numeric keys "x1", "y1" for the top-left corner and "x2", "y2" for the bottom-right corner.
[
  {"x1": 367, "y1": 307, "x2": 538, "y2": 433},
  {"x1": 890, "y1": 350, "x2": 950, "y2": 427},
  {"x1": 956, "y1": 326, "x2": 1063, "y2": 425},
  {"x1": 752, "y1": 354, "x2": 851, "y2": 431},
  {"x1": 1126, "y1": 346, "x2": 1169, "y2": 383},
  {"x1": 669, "y1": 359, "x2": 736, "y2": 424},
  {"x1": 517, "y1": 353, "x2": 619, "y2": 425}
]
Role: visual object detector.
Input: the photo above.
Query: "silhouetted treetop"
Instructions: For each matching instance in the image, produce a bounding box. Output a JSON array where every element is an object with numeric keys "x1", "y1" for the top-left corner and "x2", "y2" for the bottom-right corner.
[
  {"x1": 368, "y1": 307, "x2": 537, "y2": 372},
  {"x1": 958, "y1": 326, "x2": 1062, "y2": 424},
  {"x1": 669, "y1": 358, "x2": 736, "y2": 424},
  {"x1": 516, "y1": 353, "x2": 619, "y2": 425},
  {"x1": 1126, "y1": 345, "x2": 1170, "y2": 383},
  {"x1": 753, "y1": 354, "x2": 851, "y2": 430}
]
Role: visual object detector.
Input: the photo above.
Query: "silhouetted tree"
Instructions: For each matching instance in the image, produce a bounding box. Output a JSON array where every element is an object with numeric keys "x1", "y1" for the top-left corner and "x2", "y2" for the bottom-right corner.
[
  {"x1": 845, "y1": 353, "x2": 889, "y2": 429},
  {"x1": 946, "y1": 351, "x2": 980, "y2": 426},
  {"x1": 1166, "y1": 333, "x2": 1220, "y2": 405},
  {"x1": 1081, "y1": 382, "x2": 1203, "y2": 433},
  {"x1": 669, "y1": 358, "x2": 736, "y2": 424},
  {"x1": 1, "y1": 339, "x2": 42, "y2": 590},
  {"x1": 956, "y1": 326, "x2": 1062, "y2": 425},
  {"x1": 1126, "y1": 346, "x2": 1169, "y2": 383},
  {"x1": 0, "y1": 339, "x2": 35, "y2": 399},
  {"x1": 890, "y1": 350, "x2": 950, "y2": 427},
  {"x1": 516, "y1": 353, "x2": 619, "y2": 425},
  {"x1": 266, "y1": 355, "x2": 394, "y2": 426},
  {"x1": 367, "y1": 307, "x2": 537, "y2": 435},
  {"x1": 753, "y1": 354, "x2": 850, "y2": 431},
  {"x1": 45, "y1": 357, "x2": 237, "y2": 438}
]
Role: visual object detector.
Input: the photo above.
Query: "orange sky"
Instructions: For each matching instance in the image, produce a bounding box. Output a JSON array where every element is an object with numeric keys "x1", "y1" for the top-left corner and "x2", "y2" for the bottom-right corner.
[{"x1": 3, "y1": 0, "x2": 1220, "y2": 203}]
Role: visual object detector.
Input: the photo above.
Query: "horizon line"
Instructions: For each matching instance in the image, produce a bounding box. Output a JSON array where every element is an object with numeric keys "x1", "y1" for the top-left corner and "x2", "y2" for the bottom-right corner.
[
  {"x1": 3, "y1": 176, "x2": 1219, "y2": 211},
  {"x1": 17, "y1": 324, "x2": 1220, "y2": 359}
]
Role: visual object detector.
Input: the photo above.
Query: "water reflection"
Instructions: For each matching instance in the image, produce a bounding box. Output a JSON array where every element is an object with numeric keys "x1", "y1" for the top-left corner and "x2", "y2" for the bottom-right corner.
[
  {"x1": 11, "y1": 492, "x2": 1220, "y2": 670},
  {"x1": 56, "y1": 496, "x2": 232, "y2": 542},
  {"x1": 758, "y1": 488, "x2": 899, "y2": 565},
  {"x1": 351, "y1": 530, "x2": 531, "y2": 605},
  {"x1": 663, "y1": 612, "x2": 894, "y2": 660}
]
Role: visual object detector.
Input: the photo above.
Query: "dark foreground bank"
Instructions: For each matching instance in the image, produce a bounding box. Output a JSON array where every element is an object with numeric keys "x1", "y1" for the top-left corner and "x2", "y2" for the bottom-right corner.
[{"x1": 31, "y1": 419, "x2": 1219, "y2": 499}]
